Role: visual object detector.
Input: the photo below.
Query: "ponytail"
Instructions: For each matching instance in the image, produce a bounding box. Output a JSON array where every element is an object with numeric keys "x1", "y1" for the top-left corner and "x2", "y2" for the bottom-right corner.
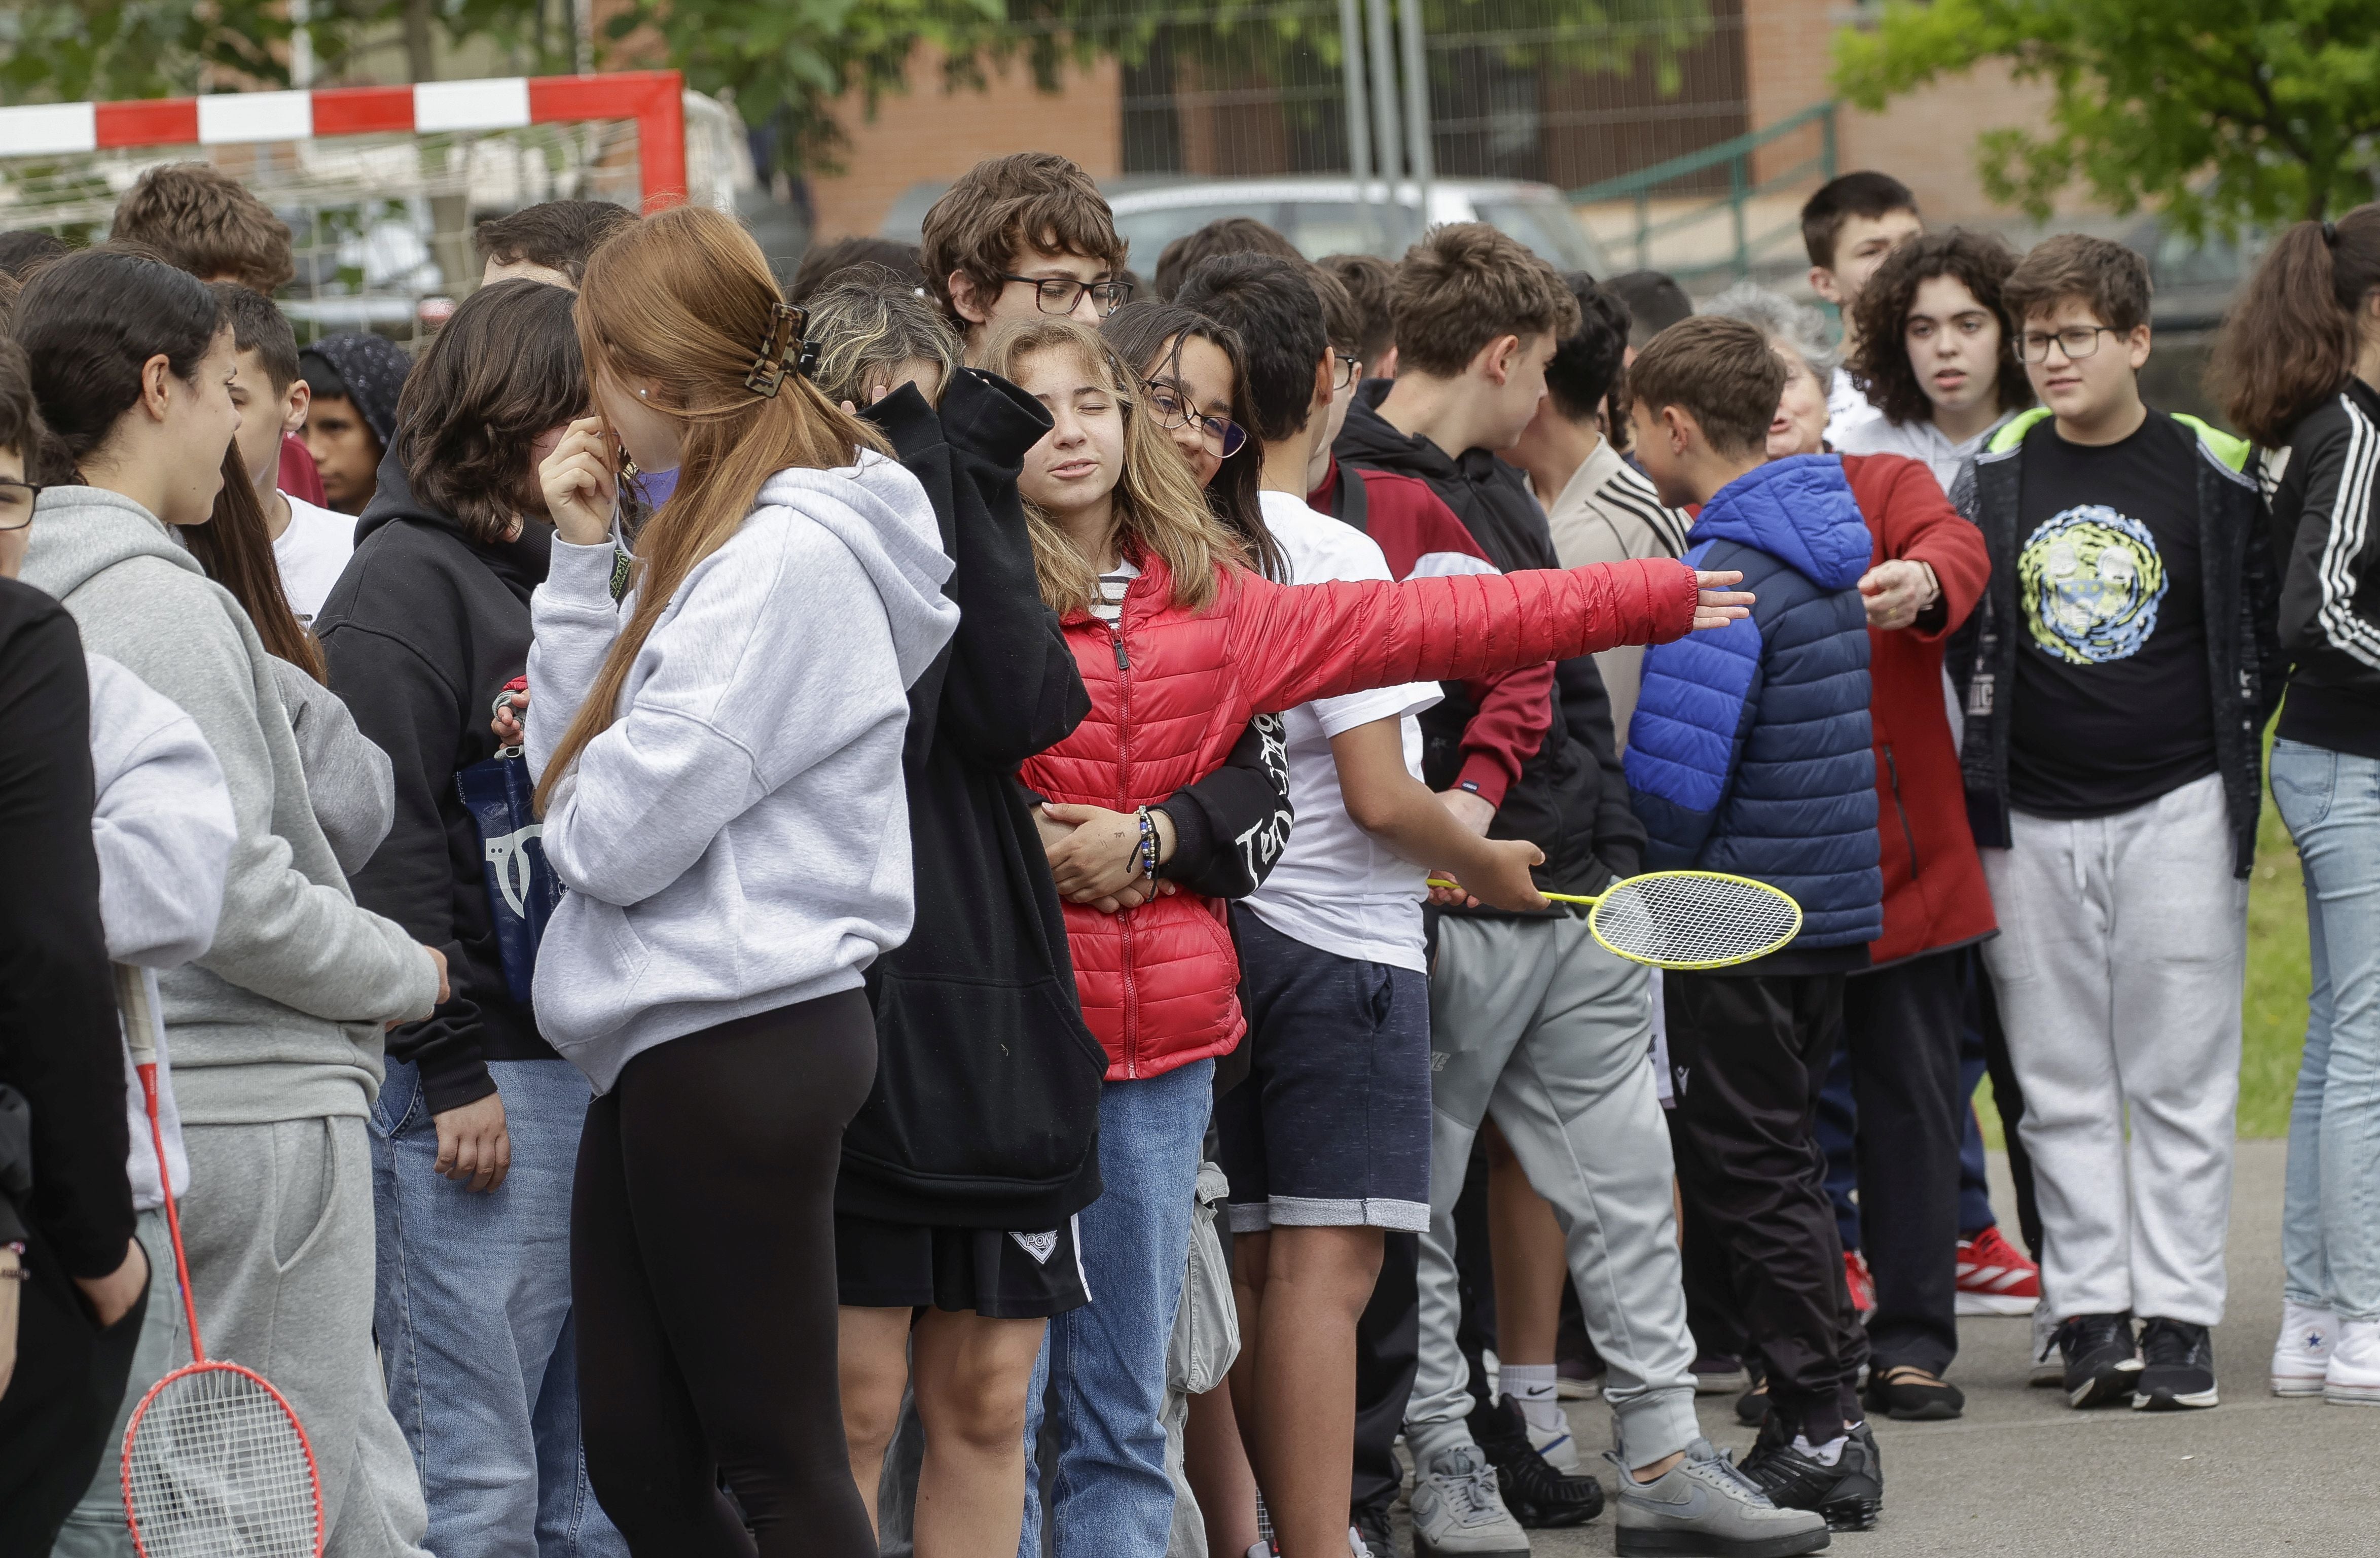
[
  {"x1": 182, "y1": 442, "x2": 327, "y2": 680},
  {"x1": 2213, "y1": 204, "x2": 2380, "y2": 445}
]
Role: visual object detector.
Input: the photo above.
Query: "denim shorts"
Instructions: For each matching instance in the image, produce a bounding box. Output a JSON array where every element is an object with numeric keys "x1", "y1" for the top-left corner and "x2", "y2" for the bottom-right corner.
[{"x1": 1214, "y1": 905, "x2": 1431, "y2": 1234}]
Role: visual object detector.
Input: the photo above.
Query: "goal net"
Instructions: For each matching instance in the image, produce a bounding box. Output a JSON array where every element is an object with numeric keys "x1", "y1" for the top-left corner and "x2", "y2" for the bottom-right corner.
[{"x1": 0, "y1": 71, "x2": 751, "y2": 346}]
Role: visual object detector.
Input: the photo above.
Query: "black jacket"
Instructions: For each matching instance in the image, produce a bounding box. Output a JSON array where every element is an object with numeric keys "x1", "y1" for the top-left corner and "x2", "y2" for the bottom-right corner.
[
  {"x1": 840, "y1": 373, "x2": 1106, "y2": 1230},
  {"x1": 1951, "y1": 408, "x2": 2285, "y2": 877},
  {"x1": 2263, "y1": 378, "x2": 2380, "y2": 760},
  {"x1": 0, "y1": 581, "x2": 133, "y2": 1276},
  {"x1": 315, "y1": 451, "x2": 559, "y2": 1115},
  {"x1": 1333, "y1": 384, "x2": 1643, "y2": 902}
]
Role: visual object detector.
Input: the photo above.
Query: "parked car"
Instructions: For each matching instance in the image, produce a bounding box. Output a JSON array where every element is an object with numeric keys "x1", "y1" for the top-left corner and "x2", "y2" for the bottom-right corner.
[{"x1": 879, "y1": 174, "x2": 1608, "y2": 276}]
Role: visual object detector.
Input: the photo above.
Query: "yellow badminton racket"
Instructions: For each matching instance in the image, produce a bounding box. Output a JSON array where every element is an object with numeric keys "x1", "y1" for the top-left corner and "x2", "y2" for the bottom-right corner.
[{"x1": 1425, "y1": 869, "x2": 1802, "y2": 970}]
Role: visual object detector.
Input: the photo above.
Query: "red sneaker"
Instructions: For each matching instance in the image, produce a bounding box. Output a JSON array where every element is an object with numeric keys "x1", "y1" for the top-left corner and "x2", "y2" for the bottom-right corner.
[
  {"x1": 1956, "y1": 1225, "x2": 2041, "y2": 1316},
  {"x1": 1845, "y1": 1249, "x2": 1877, "y2": 1314}
]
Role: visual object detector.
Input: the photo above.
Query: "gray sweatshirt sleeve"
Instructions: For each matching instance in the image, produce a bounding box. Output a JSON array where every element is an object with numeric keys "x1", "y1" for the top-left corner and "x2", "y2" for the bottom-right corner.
[
  {"x1": 86, "y1": 654, "x2": 236, "y2": 969},
  {"x1": 78, "y1": 566, "x2": 437, "y2": 1025},
  {"x1": 271, "y1": 656, "x2": 396, "y2": 878}
]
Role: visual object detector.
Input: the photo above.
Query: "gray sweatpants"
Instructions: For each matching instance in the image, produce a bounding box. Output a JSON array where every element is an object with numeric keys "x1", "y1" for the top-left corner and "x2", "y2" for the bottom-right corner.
[
  {"x1": 174, "y1": 1115, "x2": 432, "y2": 1558},
  {"x1": 1979, "y1": 772, "x2": 2247, "y2": 1327},
  {"x1": 1409, "y1": 915, "x2": 1700, "y2": 1466}
]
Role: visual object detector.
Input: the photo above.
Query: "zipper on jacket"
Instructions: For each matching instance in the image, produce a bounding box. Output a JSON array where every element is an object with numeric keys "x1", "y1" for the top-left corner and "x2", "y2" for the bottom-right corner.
[
  {"x1": 1109, "y1": 618, "x2": 1139, "y2": 1077},
  {"x1": 1883, "y1": 743, "x2": 1920, "y2": 874}
]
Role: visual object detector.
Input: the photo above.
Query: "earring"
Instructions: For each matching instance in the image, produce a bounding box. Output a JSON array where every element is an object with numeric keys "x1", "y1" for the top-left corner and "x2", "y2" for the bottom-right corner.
[{"x1": 638, "y1": 387, "x2": 648, "y2": 399}]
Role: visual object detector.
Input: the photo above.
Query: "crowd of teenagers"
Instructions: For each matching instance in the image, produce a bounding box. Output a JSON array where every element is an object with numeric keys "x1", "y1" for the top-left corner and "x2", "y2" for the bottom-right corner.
[{"x1": 0, "y1": 147, "x2": 2372, "y2": 1558}]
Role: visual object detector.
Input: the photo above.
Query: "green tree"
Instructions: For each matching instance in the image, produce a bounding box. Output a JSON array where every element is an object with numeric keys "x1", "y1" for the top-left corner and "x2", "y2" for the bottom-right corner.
[{"x1": 1834, "y1": 0, "x2": 2380, "y2": 234}]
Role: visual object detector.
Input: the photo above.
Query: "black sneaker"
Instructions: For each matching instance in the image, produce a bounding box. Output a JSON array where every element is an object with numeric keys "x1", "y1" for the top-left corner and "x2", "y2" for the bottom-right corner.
[
  {"x1": 1863, "y1": 1364, "x2": 1965, "y2": 1422},
  {"x1": 1467, "y1": 1394, "x2": 1603, "y2": 1528},
  {"x1": 1351, "y1": 1499, "x2": 1397, "y2": 1558},
  {"x1": 2058, "y1": 1312, "x2": 2144, "y2": 1408},
  {"x1": 2133, "y1": 1318, "x2": 2219, "y2": 1411},
  {"x1": 1739, "y1": 1413, "x2": 1883, "y2": 1532}
]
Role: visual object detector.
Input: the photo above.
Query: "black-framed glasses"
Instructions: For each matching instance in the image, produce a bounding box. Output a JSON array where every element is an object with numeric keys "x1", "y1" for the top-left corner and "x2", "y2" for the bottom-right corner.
[
  {"x1": 999, "y1": 272, "x2": 1135, "y2": 317},
  {"x1": 0, "y1": 477, "x2": 42, "y2": 531},
  {"x1": 2018, "y1": 325, "x2": 2118, "y2": 363},
  {"x1": 1330, "y1": 349, "x2": 1364, "y2": 392},
  {"x1": 1146, "y1": 386, "x2": 1249, "y2": 458}
]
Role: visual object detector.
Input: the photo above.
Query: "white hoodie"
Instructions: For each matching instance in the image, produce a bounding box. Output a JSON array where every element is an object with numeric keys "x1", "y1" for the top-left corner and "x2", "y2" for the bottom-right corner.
[
  {"x1": 526, "y1": 453, "x2": 958, "y2": 1091},
  {"x1": 86, "y1": 653, "x2": 237, "y2": 1209}
]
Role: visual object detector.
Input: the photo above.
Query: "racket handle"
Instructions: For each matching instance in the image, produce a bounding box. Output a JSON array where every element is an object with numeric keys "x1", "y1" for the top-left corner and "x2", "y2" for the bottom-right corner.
[{"x1": 1426, "y1": 878, "x2": 1597, "y2": 907}]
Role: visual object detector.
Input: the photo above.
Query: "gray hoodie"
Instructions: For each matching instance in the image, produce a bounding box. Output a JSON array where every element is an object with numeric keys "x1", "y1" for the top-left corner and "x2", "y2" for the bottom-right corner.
[
  {"x1": 525, "y1": 453, "x2": 957, "y2": 1091},
  {"x1": 23, "y1": 487, "x2": 439, "y2": 1124}
]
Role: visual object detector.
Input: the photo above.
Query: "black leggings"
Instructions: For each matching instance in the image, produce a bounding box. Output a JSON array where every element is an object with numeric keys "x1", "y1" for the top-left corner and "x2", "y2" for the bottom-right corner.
[{"x1": 574, "y1": 990, "x2": 879, "y2": 1556}]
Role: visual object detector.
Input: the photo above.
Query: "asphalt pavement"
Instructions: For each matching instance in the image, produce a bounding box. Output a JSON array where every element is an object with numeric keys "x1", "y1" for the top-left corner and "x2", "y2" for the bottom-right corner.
[{"x1": 1419, "y1": 1140, "x2": 2380, "y2": 1558}]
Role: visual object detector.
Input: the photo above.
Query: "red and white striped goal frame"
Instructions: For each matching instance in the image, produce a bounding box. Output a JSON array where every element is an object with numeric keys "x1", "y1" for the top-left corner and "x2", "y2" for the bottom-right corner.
[{"x1": 0, "y1": 69, "x2": 689, "y2": 213}]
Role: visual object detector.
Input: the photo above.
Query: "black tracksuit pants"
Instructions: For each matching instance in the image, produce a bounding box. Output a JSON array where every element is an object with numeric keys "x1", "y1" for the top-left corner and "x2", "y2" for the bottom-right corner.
[
  {"x1": 1665, "y1": 970, "x2": 1863, "y2": 1446},
  {"x1": 1840, "y1": 948, "x2": 1967, "y2": 1377}
]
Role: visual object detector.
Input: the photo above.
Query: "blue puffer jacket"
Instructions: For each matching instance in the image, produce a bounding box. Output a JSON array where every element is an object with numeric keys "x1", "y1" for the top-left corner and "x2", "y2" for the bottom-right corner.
[{"x1": 1625, "y1": 455, "x2": 1882, "y2": 949}]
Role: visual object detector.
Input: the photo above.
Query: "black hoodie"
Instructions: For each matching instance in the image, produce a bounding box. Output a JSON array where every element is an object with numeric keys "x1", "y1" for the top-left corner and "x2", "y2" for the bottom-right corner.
[
  {"x1": 1333, "y1": 383, "x2": 1643, "y2": 901},
  {"x1": 841, "y1": 372, "x2": 1109, "y2": 1230},
  {"x1": 314, "y1": 450, "x2": 559, "y2": 1114}
]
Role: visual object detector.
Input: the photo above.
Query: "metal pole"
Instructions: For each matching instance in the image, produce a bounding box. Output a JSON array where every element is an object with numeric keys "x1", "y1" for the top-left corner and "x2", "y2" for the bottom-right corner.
[
  {"x1": 1339, "y1": 0, "x2": 1373, "y2": 185},
  {"x1": 1367, "y1": 0, "x2": 1402, "y2": 196},
  {"x1": 291, "y1": 0, "x2": 314, "y2": 88},
  {"x1": 1398, "y1": 0, "x2": 1433, "y2": 231}
]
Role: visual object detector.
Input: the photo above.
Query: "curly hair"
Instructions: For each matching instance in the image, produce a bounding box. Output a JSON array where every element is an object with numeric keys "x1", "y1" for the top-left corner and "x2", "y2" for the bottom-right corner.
[{"x1": 1848, "y1": 229, "x2": 2034, "y2": 429}]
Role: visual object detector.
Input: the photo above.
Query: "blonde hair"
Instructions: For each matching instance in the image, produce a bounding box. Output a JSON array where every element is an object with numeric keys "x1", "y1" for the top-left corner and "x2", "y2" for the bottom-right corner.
[
  {"x1": 803, "y1": 269, "x2": 963, "y2": 408},
  {"x1": 973, "y1": 316, "x2": 1247, "y2": 619},
  {"x1": 536, "y1": 204, "x2": 887, "y2": 814}
]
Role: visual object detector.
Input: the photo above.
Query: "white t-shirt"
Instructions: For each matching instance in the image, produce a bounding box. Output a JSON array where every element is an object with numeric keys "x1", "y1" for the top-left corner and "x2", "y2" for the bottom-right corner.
[
  {"x1": 272, "y1": 493, "x2": 356, "y2": 626},
  {"x1": 1833, "y1": 410, "x2": 2013, "y2": 500},
  {"x1": 1242, "y1": 490, "x2": 1441, "y2": 972},
  {"x1": 1825, "y1": 366, "x2": 1885, "y2": 450}
]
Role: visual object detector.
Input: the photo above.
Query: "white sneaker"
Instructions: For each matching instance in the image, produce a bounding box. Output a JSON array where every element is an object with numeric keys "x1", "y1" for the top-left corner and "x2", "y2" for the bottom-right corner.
[
  {"x1": 1408, "y1": 1439, "x2": 1530, "y2": 1557},
  {"x1": 2271, "y1": 1300, "x2": 2336, "y2": 1397},
  {"x1": 2029, "y1": 1299, "x2": 2065, "y2": 1388},
  {"x1": 1508, "y1": 1395, "x2": 1580, "y2": 1473},
  {"x1": 2325, "y1": 1317, "x2": 2380, "y2": 1406}
]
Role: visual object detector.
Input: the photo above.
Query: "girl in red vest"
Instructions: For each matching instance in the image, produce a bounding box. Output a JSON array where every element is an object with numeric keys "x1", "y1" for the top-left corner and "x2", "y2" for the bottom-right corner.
[{"x1": 978, "y1": 316, "x2": 1748, "y2": 1556}]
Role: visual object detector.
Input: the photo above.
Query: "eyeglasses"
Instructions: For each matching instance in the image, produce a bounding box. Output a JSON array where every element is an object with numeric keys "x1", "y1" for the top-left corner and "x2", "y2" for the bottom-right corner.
[
  {"x1": 1329, "y1": 349, "x2": 1365, "y2": 392},
  {"x1": 2018, "y1": 325, "x2": 2119, "y2": 363},
  {"x1": 1146, "y1": 387, "x2": 1249, "y2": 458},
  {"x1": 999, "y1": 273, "x2": 1135, "y2": 317},
  {"x1": 0, "y1": 477, "x2": 42, "y2": 532}
]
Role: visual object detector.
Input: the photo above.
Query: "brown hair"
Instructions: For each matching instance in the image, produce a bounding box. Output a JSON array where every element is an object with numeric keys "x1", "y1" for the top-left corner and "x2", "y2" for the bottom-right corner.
[
  {"x1": 1152, "y1": 217, "x2": 1301, "y2": 303},
  {"x1": 1848, "y1": 229, "x2": 2034, "y2": 427},
  {"x1": 1392, "y1": 223, "x2": 1582, "y2": 378},
  {"x1": 474, "y1": 200, "x2": 637, "y2": 287},
  {"x1": 1318, "y1": 252, "x2": 1396, "y2": 367},
  {"x1": 1799, "y1": 170, "x2": 1918, "y2": 271},
  {"x1": 1099, "y1": 301, "x2": 1277, "y2": 580},
  {"x1": 183, "y1": 442, "x2": 326, "y2": 680},
  {"x1": 801, "y1": 270, "x2": 964, "y2": 409},
  {"x1": 2212, "y1": 204, "x2": 2380, "y2": 446},
  {"x1": 211, "y1": 280, "x2": 300, "y2": 393},
  {"x1": 537, "y1": 205, "x2": 887, "y2": 812},
  {"x1": 110, "y1": 164, "x2": 295, "y2": 294},
  {"x1": 0, "y1": 336, "x2": 46, "y2": 467},
  {"x1": 973, "y1": 317, "x2": 1247, "y2": 620},
  {"x1": 399, "y1": 279, "x2": 587, "y2": 545},
  {"x1": 1625, "y1": 315, "x2": 1785, "y2": 459},
  {"x1": 919, "y1": 153, "x2": 1126, "y2": 327},
  {"x1": 787, "y1": 236, "x2": 923, "y2": 306},
  {"x1": 2000, "y1": 233, "x2": 2152, "y2": 336}
]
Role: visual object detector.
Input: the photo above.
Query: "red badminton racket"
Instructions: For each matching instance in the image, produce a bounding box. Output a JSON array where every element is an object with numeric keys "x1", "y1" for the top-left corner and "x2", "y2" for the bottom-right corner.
[{"x1": 114, "y1": 965, "x2": 324, "y2": 1558}]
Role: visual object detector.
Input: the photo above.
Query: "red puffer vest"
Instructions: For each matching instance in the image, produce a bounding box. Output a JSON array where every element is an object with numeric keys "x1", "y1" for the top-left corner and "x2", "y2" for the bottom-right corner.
[{"x1": 1021, "y1": 548, "x2": 1700, "y2": 1080}]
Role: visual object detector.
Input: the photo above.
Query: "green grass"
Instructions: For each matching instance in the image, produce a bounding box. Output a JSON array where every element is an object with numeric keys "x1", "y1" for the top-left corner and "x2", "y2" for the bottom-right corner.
[{"x1": 1974, "y1": 783, "x2": 2312, "y2": 1147}]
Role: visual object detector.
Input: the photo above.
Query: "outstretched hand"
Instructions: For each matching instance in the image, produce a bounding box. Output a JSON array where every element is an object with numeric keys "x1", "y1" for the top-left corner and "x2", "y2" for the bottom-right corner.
[{"x1": 1692, "y1": 569, "x2": 1754, "y2": 631}]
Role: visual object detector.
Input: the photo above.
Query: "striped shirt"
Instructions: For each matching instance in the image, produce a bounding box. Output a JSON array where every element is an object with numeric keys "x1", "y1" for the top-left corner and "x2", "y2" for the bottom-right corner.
[
  {"x1": 1540, "y1": 439, "x2": 1693, "y2": 748},
  {"x1": 1091, "y1": 558, "x2": 1140, "y2": 625}
]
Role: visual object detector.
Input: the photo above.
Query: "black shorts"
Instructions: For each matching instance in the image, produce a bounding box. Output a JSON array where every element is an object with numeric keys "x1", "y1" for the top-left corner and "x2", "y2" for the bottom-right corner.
[{"x1": 834, "y1": 1212, "x2": 1091, "y2": 1319}]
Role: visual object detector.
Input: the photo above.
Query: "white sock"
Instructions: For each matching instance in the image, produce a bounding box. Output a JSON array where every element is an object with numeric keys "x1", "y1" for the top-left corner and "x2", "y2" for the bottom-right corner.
[
  {"x1": 1792, "y1": 1433, "x2": 1848, "y2": 1467},
  {"x1": 1502, "y1": 1365, "x2": 1563, "y2": 1434}
]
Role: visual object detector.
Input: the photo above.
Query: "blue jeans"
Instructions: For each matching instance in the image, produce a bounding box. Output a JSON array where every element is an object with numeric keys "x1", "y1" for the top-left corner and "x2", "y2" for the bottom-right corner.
[
  {"x1": 2274, "y1": 739, "x2": 2380, "y2": 1322},
  {"x1": 373, "y1": 1058, "x2": 626, "y2": 1558},
  {"x1": 1020, "y1": 1059, "x2": 1214, "y2": 1558}
]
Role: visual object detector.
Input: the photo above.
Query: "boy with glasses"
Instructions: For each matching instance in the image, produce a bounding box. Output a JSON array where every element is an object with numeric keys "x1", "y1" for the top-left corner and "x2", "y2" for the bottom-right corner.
[
  {"x1": 1954, "y1": 233, "x2": 2283, "y2": 1412},
  {"x1": 920, "y1": 152, "x2": 1132, "y2": 361}
]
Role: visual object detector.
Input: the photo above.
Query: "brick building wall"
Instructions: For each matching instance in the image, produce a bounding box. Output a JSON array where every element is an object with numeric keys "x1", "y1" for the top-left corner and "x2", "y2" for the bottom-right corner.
[{"x1": 804, "y1": 50, "x2": 1123, "y2": 241}]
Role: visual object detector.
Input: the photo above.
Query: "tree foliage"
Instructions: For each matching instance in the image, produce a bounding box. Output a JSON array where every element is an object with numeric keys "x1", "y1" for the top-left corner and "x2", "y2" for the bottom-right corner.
[{"x1": 1833, "y1": 0, "x2": 2380, "y2": 234}]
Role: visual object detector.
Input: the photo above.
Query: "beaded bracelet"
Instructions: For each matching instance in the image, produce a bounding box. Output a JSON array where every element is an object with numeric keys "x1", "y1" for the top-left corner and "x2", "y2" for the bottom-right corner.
[{"x1": 1135, "y1": 806, "x2": 1160, "y2": 883}]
